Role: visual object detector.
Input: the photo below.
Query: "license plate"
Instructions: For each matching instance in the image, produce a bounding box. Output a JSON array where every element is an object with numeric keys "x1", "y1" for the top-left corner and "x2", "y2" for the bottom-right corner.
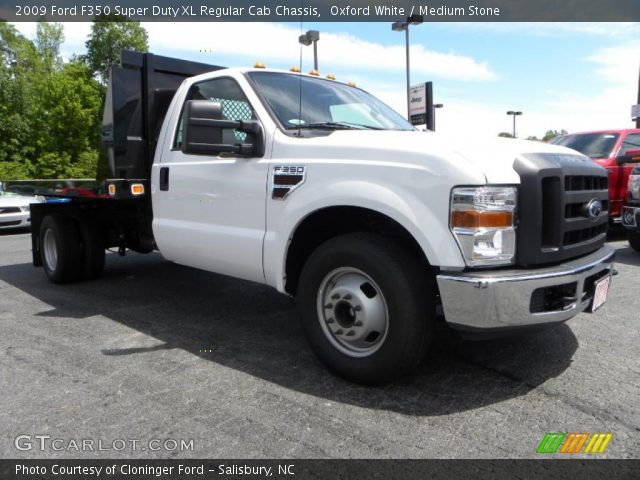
[{"x1": 590, "y1": 275, "x2": 611, "y2": 312}]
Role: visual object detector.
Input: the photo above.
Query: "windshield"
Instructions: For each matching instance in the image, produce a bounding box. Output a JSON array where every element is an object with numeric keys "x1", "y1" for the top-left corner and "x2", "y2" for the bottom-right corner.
[
  {"x1": 247, "y1": 72, "x2": 414, "y2": 131},
  {"x1": 551, "y1": 133, "x2": 619, "y2": 159}
]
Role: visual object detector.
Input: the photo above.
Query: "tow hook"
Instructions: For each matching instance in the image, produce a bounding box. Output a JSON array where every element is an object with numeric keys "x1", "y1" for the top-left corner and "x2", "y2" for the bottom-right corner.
[{"x1": 560, "y1": 296, "x2": 578, "y2": 311}]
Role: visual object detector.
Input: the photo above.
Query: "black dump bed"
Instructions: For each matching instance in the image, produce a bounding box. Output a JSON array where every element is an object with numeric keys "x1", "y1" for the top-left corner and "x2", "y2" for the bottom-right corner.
[{"x1": 101, "y1": 51, "x2": 223, "y2": 179}]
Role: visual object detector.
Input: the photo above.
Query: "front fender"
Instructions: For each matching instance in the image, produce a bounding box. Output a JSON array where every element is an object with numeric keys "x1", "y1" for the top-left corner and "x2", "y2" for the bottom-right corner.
[{"x1": 263, "y1": 178, "x2": 465, "y2": 293}]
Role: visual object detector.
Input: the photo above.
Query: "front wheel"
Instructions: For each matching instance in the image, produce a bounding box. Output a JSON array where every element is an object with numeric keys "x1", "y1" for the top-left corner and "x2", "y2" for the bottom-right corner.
[
  {"x1": 297, "y1": 233, "x2": 435, "y2": 385},
  {"x1": 628, "y1": 230, "x2": 640, "y2": 253}
]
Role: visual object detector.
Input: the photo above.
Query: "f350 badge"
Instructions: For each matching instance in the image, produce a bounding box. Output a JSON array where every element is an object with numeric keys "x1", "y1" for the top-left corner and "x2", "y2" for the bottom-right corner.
[{"x1": 272, "y1": 165, "x2": 307, "y2": 200}]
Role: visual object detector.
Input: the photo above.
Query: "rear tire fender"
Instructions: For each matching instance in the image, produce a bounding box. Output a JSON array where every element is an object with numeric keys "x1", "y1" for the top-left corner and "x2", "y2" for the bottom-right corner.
[{"x1": 77, "y1": 218, "x2": 105, "y2": 280}]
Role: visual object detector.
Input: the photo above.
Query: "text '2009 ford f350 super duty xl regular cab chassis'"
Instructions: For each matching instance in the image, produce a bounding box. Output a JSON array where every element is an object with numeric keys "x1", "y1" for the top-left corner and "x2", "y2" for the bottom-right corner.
[{"x1": 30, "y1": 51, "x2": 615, "y2": 384}]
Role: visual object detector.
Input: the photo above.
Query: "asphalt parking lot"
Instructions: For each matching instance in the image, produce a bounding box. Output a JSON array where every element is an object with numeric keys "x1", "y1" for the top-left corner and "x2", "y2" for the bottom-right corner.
[{"x1": 1, "y1": 230, "x2": 639, "y2": 459}]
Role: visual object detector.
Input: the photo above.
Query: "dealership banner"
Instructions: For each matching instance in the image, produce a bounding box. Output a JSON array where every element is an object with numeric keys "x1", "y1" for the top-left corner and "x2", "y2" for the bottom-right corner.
[
  {"x1": 2, "y1": 0, "x2": 640, "y2": 22},
  {"x1": 2, "y1": 459, "x2": 640, "y2": 480}
]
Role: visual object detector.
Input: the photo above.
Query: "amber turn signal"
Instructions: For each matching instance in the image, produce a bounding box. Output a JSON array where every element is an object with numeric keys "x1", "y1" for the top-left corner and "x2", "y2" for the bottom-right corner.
[{"x1": 451, "y1": 210, "x2": 513, "y2": 228}]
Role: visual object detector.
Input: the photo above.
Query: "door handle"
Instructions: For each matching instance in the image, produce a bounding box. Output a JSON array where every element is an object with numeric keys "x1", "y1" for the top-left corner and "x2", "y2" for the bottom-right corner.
[{"x1": 159, "y1": 167, "x2": 169, "y2": 191}]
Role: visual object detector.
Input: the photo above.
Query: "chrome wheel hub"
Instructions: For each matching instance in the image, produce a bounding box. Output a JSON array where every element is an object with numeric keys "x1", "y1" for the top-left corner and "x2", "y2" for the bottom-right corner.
[
  {"x1": 316, "y1": 267, "x2": 389, "y2": 357},
  {"x1": 43, "y1": 229, "x2": 58, "y2": 272}
]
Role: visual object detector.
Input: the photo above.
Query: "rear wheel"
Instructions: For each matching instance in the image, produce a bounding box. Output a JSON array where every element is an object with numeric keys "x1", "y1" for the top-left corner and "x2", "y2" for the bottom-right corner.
[
  {"x1": 297, "y1": 233, "x2": 435, "y2": 385},
  {"x1": 628, "y1": 231, "x2": 640, "y2": 253},
  {"x1": 40, "y1": 215, "x2": 82, "y2": 284}
]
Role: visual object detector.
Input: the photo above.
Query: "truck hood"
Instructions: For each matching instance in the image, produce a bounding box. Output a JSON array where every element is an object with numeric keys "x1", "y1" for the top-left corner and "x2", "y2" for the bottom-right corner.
[{"x1": 275, "y1": 129, "x2": 589, "y2": 184}]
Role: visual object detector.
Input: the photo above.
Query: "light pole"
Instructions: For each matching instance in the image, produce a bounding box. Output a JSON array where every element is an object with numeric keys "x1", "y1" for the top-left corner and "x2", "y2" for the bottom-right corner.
[
  {"x1": 298, "y1": 30, "x2": 320, "y2": 71},
  {"x1": 636, "y1": 64, "x2": 640, "y2": 128},
  {"x1": 392, "y1": 15, "x2": 423, "y2": 120},
  {"x1": 506, "y1": 110, "x2": 522, "y2": 138},
  {"x1": 433, "y1": 103, "x2": 443, "y2": 131}
]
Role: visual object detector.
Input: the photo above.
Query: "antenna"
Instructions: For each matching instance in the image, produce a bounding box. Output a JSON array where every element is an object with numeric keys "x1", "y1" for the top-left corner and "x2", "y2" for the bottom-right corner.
[{"x1": 298, "y1": 17, "x2": 303, "y2": 137}]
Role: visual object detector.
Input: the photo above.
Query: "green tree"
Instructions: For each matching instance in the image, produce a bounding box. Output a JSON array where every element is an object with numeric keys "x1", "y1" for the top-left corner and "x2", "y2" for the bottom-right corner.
[
  {"x1": 0, "y1": 22, "x2": 104, "y2": 179},
  {"x1": 0, "y1": 23, "x2": 38, "y2": 164},
  {"x1": 542, "y1": 129, "x2": 568, "y2": 142},
  {"x1": 498, "y1": 132, "x2": 514, "y2": 138},
  {"x1": 526, "y1": 135, "x2": 539, "y2": 141},
  {"x1": 0, "y1": 158, "x2": 35, "y2": 180},
  {"x1": 29, "y1": 60, "x2": 103, "y2": 177},
  {"x1": 35, "y1": 22, "x2": 64, "y2": 70},
  {"x1": 84, "y1": 14, "x2": 148, "y2": 83}
]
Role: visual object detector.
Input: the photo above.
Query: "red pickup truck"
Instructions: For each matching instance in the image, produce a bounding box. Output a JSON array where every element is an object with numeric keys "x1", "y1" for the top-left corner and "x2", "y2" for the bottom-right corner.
[{"x1": 551, "y1": 129, "x2": 640, "y2": 225}]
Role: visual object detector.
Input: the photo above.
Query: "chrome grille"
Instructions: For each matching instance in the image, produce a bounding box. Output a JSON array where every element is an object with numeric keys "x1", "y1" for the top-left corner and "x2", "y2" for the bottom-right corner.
[{"x1": 514, "y1": 153, "x2": 608, "y2": 266}]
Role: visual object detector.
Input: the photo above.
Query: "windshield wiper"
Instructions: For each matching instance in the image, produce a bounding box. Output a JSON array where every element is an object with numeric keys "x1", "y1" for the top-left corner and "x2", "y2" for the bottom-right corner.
[
  {"x1": 333, "y1": 121, "x2": 384, "y2": 130},
  {"x1": 292, "y1": 121, "x2": 383, "y2": 130},
  {"x1": 292, "y1": 122, "x2": 357, "y2": 130}
]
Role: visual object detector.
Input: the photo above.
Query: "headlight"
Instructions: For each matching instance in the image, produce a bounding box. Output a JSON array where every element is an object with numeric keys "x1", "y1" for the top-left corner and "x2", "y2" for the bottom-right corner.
[
  {"x1": 629, "y1": 174, "x2": 640, "y2": 200},
  {"x1": 450, "y1": 186, "x2": 517, "y2": 267}
]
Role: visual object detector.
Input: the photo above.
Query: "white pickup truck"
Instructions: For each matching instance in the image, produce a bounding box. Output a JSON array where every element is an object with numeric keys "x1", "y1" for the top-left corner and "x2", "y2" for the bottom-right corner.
[{"x1": 30, "y1": 52, "x2": 615, "y2": 384}]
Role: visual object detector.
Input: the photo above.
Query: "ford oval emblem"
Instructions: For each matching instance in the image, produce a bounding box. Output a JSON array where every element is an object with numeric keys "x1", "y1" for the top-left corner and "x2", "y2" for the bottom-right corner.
[{"x1": 585, "y1": 198, "x2": 603, "y2": 219}]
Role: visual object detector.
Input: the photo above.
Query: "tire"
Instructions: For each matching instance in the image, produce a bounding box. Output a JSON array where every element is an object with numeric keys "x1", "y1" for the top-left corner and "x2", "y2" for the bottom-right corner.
[
  {"x1": 628, "y1": 231, "x2": 640, "y2": 253},
  {"x1": 297, "y1": 233, "x2": 435, "y2": 385},
  {"x1": 40, "y1": 215, "x2": 82, "y2": 284},
  {"x1": 78, "y1": 219, "x2": 105, "y2": 280}
]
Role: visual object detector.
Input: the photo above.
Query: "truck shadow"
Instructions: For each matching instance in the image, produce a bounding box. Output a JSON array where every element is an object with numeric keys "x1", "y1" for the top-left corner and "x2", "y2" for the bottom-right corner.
[
  {"x1": 0, "y1": 228, "x2": 31, "y2": 236},
  {"x1": 611, "y1": 245, "x2": 640, "y2": 267},
  {"x1": 0, "y1": 253, "x2": 578, "y2": 417}
]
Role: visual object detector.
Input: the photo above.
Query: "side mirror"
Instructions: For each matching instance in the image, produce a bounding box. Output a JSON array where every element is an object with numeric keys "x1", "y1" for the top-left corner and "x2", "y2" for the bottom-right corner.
[
  {"x1": 616, "y1": 149, "x2": 640, "y2": 165},
  {"x1": 181, "y1": 100, "x2": 264, "y2": 157}
]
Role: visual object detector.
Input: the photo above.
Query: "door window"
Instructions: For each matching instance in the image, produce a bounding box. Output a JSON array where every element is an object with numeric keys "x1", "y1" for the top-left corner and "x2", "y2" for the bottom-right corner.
[{"x1": 174, "y1": 77, "x2": 256, "y2": 149}]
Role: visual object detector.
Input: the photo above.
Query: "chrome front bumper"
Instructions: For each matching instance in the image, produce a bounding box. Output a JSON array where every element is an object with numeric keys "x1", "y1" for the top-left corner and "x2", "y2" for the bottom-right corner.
[{"x1": 436, "y1": 245, "x2": 615, "y2": 331}]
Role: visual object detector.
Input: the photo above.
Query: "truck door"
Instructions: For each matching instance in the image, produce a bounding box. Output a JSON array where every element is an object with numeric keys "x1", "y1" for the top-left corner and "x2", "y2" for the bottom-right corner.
[{"x1": 152, "y1": 76, "x2": 268, "y2": 283}]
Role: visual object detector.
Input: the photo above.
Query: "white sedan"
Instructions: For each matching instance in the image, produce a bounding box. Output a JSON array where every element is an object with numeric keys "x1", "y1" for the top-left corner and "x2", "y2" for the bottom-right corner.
[{"x1": 0, "y1": 192, "x2": 45, "y2": 230}]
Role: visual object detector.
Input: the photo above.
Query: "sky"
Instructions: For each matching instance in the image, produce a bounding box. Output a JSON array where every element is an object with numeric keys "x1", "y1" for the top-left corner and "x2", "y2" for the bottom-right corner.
[{"x1": 12, "y1": 21, "x2": 640, "y2": 139}]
